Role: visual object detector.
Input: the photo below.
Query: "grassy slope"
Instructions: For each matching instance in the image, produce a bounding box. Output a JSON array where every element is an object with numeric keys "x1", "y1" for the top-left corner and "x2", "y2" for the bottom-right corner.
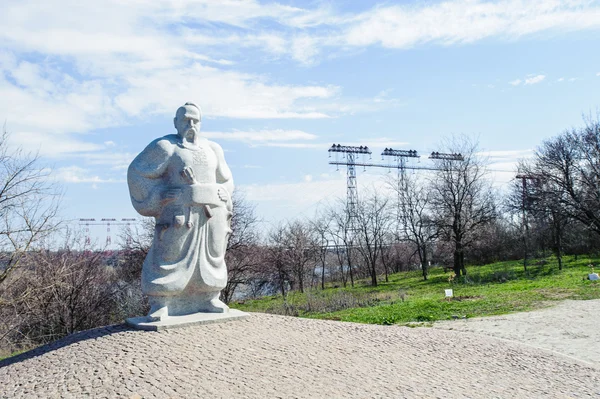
[{"x1": 230, "y1": 255, "x2": 600, "y2": 325}]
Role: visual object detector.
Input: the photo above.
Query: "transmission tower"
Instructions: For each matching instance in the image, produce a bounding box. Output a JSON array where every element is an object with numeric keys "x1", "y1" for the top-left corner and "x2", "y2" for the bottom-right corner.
[
  {"x1": 79, "y1": 218, "x2": 95, "y2": 246},
  {"x1": 328, "y1": 144, "x2": 372, "y2": 226},
  {"x1": 381, "y1": 148, "x2": 420, "y2": 235},
  {"x1": 328, "y1": 144, "x2": 464, "y2": 238},
  {"x1": 329, "y1": 145, "x2": 464, "y2": 204},
  {"x1": 78, "y1": 218, "x2": 139, "y2": 247}
]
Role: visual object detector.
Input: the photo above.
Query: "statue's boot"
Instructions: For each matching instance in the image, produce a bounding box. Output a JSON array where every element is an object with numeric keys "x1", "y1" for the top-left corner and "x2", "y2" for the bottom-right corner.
[
  {"x1": 147, "y1": 297, "x2": 169, "y2": 322},
  {"x1": 200, "y1": 292, "x2": 229, "y2": 313}
]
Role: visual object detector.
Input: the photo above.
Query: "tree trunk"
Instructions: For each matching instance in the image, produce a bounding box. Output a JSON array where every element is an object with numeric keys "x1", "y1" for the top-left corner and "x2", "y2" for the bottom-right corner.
[
  {"x1": 421, "y1": 245, "x2": 428, "y2": 281},
  {"x1": 347, "y1": 249, "x2": 355, "y2": 287},
  {"x1": 453, "y1": 249, "x2": 461, "y2": 276},
  {"x1": 321, "y1": 258, "x2": 326, "y2": 290},
  {"x1": 553, "y1": 215, "x2": 563, "y2": 271},
  {"x1": 370, "y1": 262, "x2": 378, "y2": 286},
  {"x1": 384, "y1": 266, "x2": 388, "y2": 283},
  {"x1": 298, "y1": 272, "x2": 304, "y2": 293},
  {"x1": 555, "y1": 229, "x2": 563, "y2": 271},
  {"x1": 453, "y1": 242, "x2": 466, "y2": 276},
  {"x1": 278, "y1": 264, "x2": 286, "y2": 298}
]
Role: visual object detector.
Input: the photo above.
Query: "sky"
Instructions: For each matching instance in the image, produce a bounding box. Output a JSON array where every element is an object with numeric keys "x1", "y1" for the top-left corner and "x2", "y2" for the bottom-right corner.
[{"x1": 1, "y1": 0, "x2": 600, "y2": 246}]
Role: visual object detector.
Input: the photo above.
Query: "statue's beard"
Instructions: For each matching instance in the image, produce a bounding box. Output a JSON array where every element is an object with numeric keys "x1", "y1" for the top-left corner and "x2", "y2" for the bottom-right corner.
[{"x1": 184, "y1": 129, "x2": 197, "y2": 141}]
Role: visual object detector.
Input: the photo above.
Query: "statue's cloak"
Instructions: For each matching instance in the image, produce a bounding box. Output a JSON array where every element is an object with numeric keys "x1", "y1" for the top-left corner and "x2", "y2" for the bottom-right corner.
[{"x1": 127, "y1": 135, "x2": 233, "y2": 296}]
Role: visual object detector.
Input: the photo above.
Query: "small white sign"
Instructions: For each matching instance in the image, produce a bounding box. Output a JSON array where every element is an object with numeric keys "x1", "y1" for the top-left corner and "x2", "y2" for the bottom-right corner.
[
  {"x1": 589, "y1": 273, "x2": 599, "y2": 281},
  {"x1": 445, "y1": 289, "x2": 453, "y2": 298}
]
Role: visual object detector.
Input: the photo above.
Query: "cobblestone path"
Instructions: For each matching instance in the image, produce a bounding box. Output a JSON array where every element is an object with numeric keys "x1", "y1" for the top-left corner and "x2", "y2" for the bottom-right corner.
[{"x1": 1, "y1": 313, "x2": 599, "y2": 398}]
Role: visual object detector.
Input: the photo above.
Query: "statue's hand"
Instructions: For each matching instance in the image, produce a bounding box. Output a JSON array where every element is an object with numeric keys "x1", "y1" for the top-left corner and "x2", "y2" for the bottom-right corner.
[
  {"x1": 180, "y1": 167, "x2": 196, "y2": 185},
  {"x1": 160, "y1": 188, "x2": 181, "y2": 206}
]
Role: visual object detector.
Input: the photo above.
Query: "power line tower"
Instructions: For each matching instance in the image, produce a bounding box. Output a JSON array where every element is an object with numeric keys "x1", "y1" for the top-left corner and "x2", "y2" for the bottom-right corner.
[
  {"x1": 328, "y1": 145, "x2": 371, "y2": 285},
  {"x1": 78, "y1": 218, "x2": 139, "y2": 247},
  {"x1": 328, "y1": 144, "x2": 372, "y2": 227},
  {"x1": 329, "y1": 144, "x2": 464, "y2": 209},
  {"x1": 79, "y1": 218, "x2": 95, "y2": 246},
  {"x1": 328, "y1": 144, "x2": 464, "y2": 239},
  {"x1": 381, "y1": 148, "x2": 420, "y2": 236}
]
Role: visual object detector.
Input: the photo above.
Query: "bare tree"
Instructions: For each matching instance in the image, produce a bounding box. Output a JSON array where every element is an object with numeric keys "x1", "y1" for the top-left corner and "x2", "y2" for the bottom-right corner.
[
  {"x1": 0, "y1": 234, "x2": 121, "y2": 352},
  {"x1": 326, "y1": 200, "x2": 356, "y2": 287},
  {"x1": 354, "y1": 191, "x2": 393, "y2": 286},
  {"x1": 119, "y1": 217, "x2": 154, "y2": 283},
  {"x1": 505, "y1": 170, "x2": 569, "y2": 270},
  {"x1": 429, "y1": 136, "x2": 497, "y2": 276},
  {"x1": 281, "y1": 220, "x2": 317, "y2": 293},
  {"x1": 524, "y1": 119, "x2": 600, "y2": 258},
  {"x1": 264, "y1": 224, "x2": 291, "y2": 298},
  {"x1": 221, "y1": 192, "x2": 261, "y2": 303},
  {"x1": 388, "y1": 172, "x2": 438, "y2": 280},
  {"x1": 310, "y1": 209, "x2": 333, "y2": 290},
  {"x1": 0, "y1": 130, "x2": 61, "y2": 285}
]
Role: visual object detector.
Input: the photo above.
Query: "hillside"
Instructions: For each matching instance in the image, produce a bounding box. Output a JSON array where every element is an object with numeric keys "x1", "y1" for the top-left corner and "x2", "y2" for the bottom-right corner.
[{"x1": 231, "y1": 256, "x2": 600, "y2": 325}]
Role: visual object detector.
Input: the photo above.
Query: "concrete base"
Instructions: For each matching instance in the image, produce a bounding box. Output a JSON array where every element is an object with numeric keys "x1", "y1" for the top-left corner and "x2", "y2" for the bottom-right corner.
[{"x1": 126, "y1": 309, "x2": 250, "y2": 331}]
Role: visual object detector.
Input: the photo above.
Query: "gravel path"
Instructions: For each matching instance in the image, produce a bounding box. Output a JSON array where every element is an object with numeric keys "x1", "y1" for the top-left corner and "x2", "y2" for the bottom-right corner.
[
  {"x1": 2, "y1": 308, "x2": 600, "y2": 398},
  {"x1": 432, "y1": 299, "x2": 600, "y2": 368}
]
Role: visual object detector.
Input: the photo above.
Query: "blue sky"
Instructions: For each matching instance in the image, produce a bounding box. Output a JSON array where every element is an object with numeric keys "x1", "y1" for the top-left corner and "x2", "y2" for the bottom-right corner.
[{"x1": 1, "y1": 0, "x2": 600, "y2": 245}]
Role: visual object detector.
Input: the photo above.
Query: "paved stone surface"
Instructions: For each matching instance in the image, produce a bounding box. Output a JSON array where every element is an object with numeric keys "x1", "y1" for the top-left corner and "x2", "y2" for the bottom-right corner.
[
  {"x1": 127, "y1": 309, "x2": 249, "y2": 331},
  {"x1": 1, "y1": 313, "x2": 599, "y2": 398},
  {"x1": 433, "y1": 299, "x2": 600, "y2": 368}
]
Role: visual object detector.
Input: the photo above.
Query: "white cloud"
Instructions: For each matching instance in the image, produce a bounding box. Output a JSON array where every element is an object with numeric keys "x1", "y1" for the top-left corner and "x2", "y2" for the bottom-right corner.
[
  {"x1": 104, "y1": 141, "x2": 116, "y2": 147},
  {"x1": 342, "y1": 1, "x2": 600, "y2": 49},
  {"x1": 53, "y1": 166, "x2": 124, "y2": 184},
  {"x1": 113, "y1": 66, "x2": 338, "y2": 120},
  {"x1": 524, "y1": 75, "x2": 546, "y2": 85},
  {"x1": 304, "y1": 174, "x2": 313, "y2": 182},
  {"x1": 597, "y1": 72, "x2": 600, "y2": 76},
  {"x1": 77, "y1": 152, "x2": 136, "y2": 171},
  {"x1": 241, "y1": 178, "x2": 346, "y2": 219},
  {"x1": 1, "y1": 0, "x2": 599, "y2": 160},
  {"x1": 290, "y1": 35, "x2": 321, "y2": 65},
  {"x1": 510, "y1": 74, "x2": 546, "y2": 87},
  {"x1": 351, "y1": 138, "x2": 410, "y2": 150},
  {"x1": 0, "y1": 1, "x2": 347, "y2": 159},
  {"x1": 482, "y1": 149, "x2": 534, "y2": 158},
  {"x1": 257, "y1": 143, "x2": 326, "y2": 149},
  {"x1": 557, "y1": 77, "x2": 565, "y2": 82},
  {"x1": 7, "y1": 131, "x2": 104, "y2": 157},
  {"x1": 241, "y1": 173, "x2": 394, "y2": 224},
  {"x1": 204, "y1": 129, "x2": 318, "y2": 143}
]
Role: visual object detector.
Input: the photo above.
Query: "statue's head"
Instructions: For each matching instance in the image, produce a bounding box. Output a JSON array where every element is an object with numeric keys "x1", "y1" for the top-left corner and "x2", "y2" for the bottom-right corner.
[{"x1": 174, "y1": 102, "x2": 202, "y2": 140}]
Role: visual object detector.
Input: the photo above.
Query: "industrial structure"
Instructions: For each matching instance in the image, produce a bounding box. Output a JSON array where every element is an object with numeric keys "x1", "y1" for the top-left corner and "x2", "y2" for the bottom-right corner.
[{"x1": 79, "y1": 218, "x2": 138, "y2": 246}]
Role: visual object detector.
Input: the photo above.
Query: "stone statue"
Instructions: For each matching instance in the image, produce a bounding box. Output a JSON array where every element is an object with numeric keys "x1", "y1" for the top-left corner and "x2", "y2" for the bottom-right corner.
[{"x1": 127, "y1": 102, "x2": 234, "y2": 323}]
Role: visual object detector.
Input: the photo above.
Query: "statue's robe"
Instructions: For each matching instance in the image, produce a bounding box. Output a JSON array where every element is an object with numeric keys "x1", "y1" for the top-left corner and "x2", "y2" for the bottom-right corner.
[{"x1": 127, "y1": 135, "x2": 233, "y2": 296}]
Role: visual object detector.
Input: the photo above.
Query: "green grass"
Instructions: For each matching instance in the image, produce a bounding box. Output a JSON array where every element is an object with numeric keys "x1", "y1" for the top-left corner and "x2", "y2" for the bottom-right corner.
[
  {"x1": 230, "y1": 255, "x2": 600, "y2": 325},
  {"x1": 0, "y1": 348, "x2": 29, "y2": 361}
]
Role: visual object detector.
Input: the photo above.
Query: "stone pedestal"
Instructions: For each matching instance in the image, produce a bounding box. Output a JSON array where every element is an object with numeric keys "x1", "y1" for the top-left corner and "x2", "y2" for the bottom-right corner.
[{"x1": 126, "y1": 309, "x2": 249, "y2": 331}]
